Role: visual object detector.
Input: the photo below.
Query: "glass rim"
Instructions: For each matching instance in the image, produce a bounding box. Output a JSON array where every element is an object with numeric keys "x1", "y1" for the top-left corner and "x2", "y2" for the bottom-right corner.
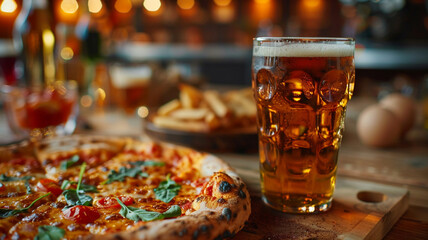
[{"x1": 253, "y1": 37, "x2": 354, "y2": 43}]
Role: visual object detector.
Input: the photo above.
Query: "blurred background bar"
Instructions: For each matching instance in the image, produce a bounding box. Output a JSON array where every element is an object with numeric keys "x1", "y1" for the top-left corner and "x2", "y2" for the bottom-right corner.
[
  {"x1": 0, "y1": 0, "x2": 428, "y2": 131},
  {"x1": 0, "y1": 0, "x2": 427, "y2": 85}
]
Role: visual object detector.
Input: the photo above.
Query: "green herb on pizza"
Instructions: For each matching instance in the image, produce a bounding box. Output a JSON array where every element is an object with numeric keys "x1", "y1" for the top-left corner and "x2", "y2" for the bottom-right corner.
[
  {"x1": 34, "y1": 225, "x2": 65, "y2": 240},
  {"x1": 117, "y1": 197, "x2": 181, "y2": 222},
  {"x1": 60, "y1": 155, "x2": 80, "y2": 170},
  {"x1": 154, "y1": 175, "x2": 181, "y2": 203},
  {"x1": 61, "y1": 180, "x2": 98, "y2": 193},
  {"x1": 62, "y1": 163, "x2": 93, "y2": 208},
  {"x1": 129, "y1": 160, "x2": 165, "y2": 167},
  {"x1": 0, "y1": 193, "x2": 51, "y2": 218},
  {"x1": 103, "y1": 166, "x2": 148, "y2": 184}
]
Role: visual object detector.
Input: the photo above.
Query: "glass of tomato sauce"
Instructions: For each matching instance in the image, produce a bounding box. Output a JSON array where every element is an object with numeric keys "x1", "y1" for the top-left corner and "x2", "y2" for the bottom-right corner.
[{"x1": 1, "y1": 81, "x2": 78, "y2": 138}]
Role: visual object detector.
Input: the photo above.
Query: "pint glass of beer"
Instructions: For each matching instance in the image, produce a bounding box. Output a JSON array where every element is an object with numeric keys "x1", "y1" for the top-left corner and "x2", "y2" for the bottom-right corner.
[{"x1": 252, "y1": 37, "x2": 355, "y2": 213}]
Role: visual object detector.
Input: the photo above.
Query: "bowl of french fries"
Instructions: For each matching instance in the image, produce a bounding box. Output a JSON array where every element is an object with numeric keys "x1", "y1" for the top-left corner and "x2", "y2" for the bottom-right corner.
[{"x1": 145, "y1": 84, "x2": 258, "y2": 152}]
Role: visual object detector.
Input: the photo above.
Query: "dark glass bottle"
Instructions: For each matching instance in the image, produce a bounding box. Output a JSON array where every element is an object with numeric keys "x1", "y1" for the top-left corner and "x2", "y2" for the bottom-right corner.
[{"x1": 13, "y1": 0, "x2": 56, "y2": 87}]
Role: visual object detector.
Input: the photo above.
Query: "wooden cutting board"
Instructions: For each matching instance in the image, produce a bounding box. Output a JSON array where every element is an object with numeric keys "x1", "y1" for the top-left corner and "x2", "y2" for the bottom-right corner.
[{"x1": 232, "y1": 176, "x2": 409, "y2": 240}]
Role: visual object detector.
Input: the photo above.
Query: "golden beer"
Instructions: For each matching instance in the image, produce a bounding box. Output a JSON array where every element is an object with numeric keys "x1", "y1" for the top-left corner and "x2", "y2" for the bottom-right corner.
[
  {"x1": 109, "y1": 65, "x2": 152, "y2": 114},
  {"x1": 252, "y1": 38, "x2": 355, "y2": 213}
]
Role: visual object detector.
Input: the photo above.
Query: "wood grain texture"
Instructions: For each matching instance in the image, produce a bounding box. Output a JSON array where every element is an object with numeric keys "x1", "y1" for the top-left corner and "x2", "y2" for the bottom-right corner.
[
  {"x1": 220, "y1": 153, "x2": 410, "y2": 240},
  {"x1": 339, "y1": 130, "x2": 428, "y2": 190},
  {"x1": 384, "y1": 215, "x2": 428, "y2": 240}
]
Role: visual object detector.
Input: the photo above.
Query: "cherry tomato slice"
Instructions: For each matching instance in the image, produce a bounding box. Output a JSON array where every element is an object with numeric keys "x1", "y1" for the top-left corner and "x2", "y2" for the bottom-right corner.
[
  {"x1": 143, "y1": 143, "x2": 162, "y2": 158},
  {"x1": 62, "y1": 205, "x2": 100, "y2": 224},
  {"x1": 79, "y1": 153, "x2": 102, "y2": 166},
  {"x1": 170, "y1": 176, "x2": 183, "y2": 183},
  {"x1": 36, "y1": 178, "x2": 63, "y2": 197},
  {"x1": 97, "y1": 196, "x2": 134, "y2": 209},
  {"x1": 180, "y1": 201, "x2": 192, "y2": 211},
  {"x1": 10, "y1": 157, "x2": 40, "y2": 168}
]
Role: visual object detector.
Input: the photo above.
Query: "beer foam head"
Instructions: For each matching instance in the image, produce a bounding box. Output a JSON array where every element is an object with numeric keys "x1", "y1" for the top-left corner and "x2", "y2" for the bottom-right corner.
[
  {"x1": 110, "y1": 65, "x2": 152, "y2": 88},
  {"x1": 253, "y1": 42, "x2": 354, "y2": 57}
]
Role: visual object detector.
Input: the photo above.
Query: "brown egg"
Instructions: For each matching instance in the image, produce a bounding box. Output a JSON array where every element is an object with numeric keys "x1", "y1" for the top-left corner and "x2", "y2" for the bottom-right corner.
[
  {"x1": 380, "y1": 93, "x2": 417, "y2": 136},
  {"x1": 356, "y1": 104, "x2": 401, "y2": 148}
]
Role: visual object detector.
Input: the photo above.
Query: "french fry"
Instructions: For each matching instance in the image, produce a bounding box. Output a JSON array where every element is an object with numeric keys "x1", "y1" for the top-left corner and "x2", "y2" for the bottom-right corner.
[
  {"x1": 203, "y1": 91, "x2": 229, "y2": 118},
  {"x1": 158, "y1": 99, "x2": 181, "y2": 116},
  {"x1": 225, "y1": 88, "x2": 256, "y2": 117},
  {"x1": 228, "y1": 96, "x2": 256, "y2": 117},
  {"x1": 227, "y1": 100, "x2": 247, "y2": 118},
  {"x1": 153, "y1": 116, "x2": 209, "y2": 132},
  {"x1": 170, "y1": 108, "x2": 209, "y2": 120},
  {"x1": 179, "y1": 84, "x2": 203, "y2": 108},
  {"x1": 205, "y1": 111, "x2": 221, "y2": 130},
  {"x1": 154, "y1": 86, "x2": 257, "y2": 133}
]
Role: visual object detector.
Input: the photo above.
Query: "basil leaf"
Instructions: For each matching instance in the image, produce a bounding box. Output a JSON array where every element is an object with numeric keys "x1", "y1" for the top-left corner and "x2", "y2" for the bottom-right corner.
[
  {"x1": 60, "y1": 180, "x2": 98, "y2": 193},
  {"x1": 129, "y1": 160, "x2": 165, "y2": 167},
  {"x1": 162, "y1": 205, "x2": 182, "y2": 219},
  {"x1": 34, "y1": 225, "x2": 65, "y2": 240},
  {"x1": 117, "y1": 198, "x2": 181, "y2": 222},
  {"x1": 79, "y1": 183, "x2": 98, "y2": 193},
  {"x1": 120, "y1": 206, "x2": 162, "y2": 222},
  {"x1": 0, "y1": 193, "x2": 50, "y2": 218},
  {"x1": 0, "y1": 174, "x2": 32, "y2": 182},
  {"x1": 63, "y1": 189, "x2": 93, "y2": 207},
  {"x1": 62, "y1": 163, "x2": 93, "y2": 208},
  {"x1": 104, "y1": 167, "x2": 148, "y2": 184},
  {"x1": 154, "y1": 176, "x2": 181, "y2": 203},
  {"x1": 60, "y1": 155, "x2": 80, "y2": 170},
  {"x1": 0, "y1": 208, "x2": 24, "y2": 218}
]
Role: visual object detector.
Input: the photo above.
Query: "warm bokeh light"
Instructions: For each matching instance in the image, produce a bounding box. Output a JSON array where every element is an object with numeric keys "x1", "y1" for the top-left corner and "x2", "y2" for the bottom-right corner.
[
  {"x1": 297, "y1": 0, "x2": 324, "y2": 36},
  {"x1": 212, "y1": 4, "x2": 235, "y2": 23},
  {"x1": 80, "y1": 95, "x2": 93, "y2": 108},
  {"x1": 1, "y1": 0, "x2": 17, "y2": 13},
  {"x1": 251, "y1": 0, "x2": 274, "y2": 22},
  {"x1": 143, "y1": 0, "x2": 161, "y2": 12},
  {"x1": 213, "y1": 0, "x2": 231, "y2": 7},
  {"x1": 42, "y1": 30, "x2": 55, "y2": 48},
  {"x1": 137, "y1": 106, "x2": 149, "y2": 118},
  {"x1": 60, "y1": 0, "x2": 79, "y2": 14},
  {"x1": 114, "y1": 0, "x2": 132, "y2": 13},
  {"x1": 303, "y1": 0, "x2": 321, "y2": 9},
  {"x1": 254, "y1": 0, "x2": 270, "y2": 4},
  {"x1": 60, "y1": 47, "x2": 74, "y2": 60},
  {"x1": 95, "y1": 87, "x2": 106, "y2": 102},
  {"x1": 177, "y1": 0, "x2": 194, "y2": 10},
  {"x1": 88, "y1": 0, "x2": 103, "y2": 13}
]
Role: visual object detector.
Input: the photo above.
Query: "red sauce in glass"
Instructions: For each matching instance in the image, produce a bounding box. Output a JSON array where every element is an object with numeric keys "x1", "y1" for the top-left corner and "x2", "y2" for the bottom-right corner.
[{"x1": 14, "y1": 88, "x2": 76, "y2": 129}]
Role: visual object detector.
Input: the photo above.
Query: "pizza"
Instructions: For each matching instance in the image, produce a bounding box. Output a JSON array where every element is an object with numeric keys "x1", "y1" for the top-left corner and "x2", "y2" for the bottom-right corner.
[{"x1": 0, "y1": 135, "x2": 251, "y2": 239}]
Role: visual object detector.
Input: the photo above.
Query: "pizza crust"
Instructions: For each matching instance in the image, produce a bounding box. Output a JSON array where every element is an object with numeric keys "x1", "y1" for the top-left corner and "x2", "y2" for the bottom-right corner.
[{"x1": 89, "y1": 153, "x2": 251, "y2": 240}]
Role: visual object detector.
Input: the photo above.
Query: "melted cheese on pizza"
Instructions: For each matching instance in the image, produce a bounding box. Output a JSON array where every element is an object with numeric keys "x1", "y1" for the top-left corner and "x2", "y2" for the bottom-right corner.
[{"x1": 0, "y1": 140, "x2": 214, "y2": 239}]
